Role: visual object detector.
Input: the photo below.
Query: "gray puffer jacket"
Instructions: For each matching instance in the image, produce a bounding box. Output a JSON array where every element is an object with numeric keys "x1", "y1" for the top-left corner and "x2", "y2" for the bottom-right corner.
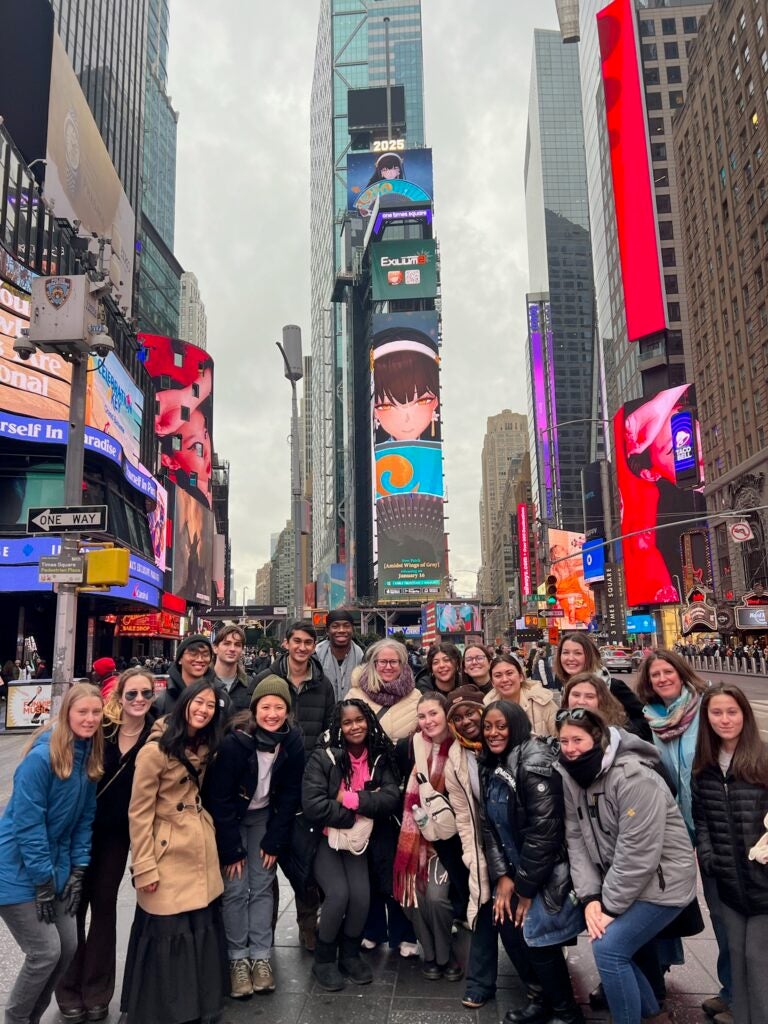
[{"x1": 557, "y1": 727, "x2": 696, "y2": 916}]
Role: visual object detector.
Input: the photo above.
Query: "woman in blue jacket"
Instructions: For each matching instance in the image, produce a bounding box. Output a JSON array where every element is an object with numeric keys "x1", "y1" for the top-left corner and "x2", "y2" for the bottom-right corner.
[{"x1": 0, "y1": 682, "x2": 103, "y2": 1024}]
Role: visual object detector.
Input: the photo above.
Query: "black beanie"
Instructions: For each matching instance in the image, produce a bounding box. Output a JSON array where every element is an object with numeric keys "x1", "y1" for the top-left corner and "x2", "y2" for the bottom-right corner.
[
  {"x1": 175, "y1": 634, "x2": 214, "y2": 665},
  {"x1": 326, "y1": 608, "x2": 355, "y2": 625}
]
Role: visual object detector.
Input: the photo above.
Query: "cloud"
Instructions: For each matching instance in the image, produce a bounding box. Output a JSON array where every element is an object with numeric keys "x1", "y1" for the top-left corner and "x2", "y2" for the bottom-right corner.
[{"x1": 168, "y1": 1, "x2": 559, "y2": 597}]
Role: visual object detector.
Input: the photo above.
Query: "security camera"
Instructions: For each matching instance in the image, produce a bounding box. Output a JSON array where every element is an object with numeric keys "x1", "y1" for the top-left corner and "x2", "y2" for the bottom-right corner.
[
  {"x1": 90, "y1": 333, "x2": 115, "y2": 358},
  {"x1": 13, "y1": 334, "x2": 36, "y2": 361}
]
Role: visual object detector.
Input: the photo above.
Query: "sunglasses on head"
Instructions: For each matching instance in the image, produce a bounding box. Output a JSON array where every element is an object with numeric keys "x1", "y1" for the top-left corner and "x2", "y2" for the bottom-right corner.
[
  {"x1": 555, "y1": 706, "x2": 597, "y2": 725},
  {"x1": 123, "y1": 689, "x2": 155, "y2": 702}
]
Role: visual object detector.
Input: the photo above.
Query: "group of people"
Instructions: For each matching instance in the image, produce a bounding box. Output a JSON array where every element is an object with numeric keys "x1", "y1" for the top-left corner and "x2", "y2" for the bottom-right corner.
[{"x1": 0, "y1": 620, "x2": 766, "y2": 1024}]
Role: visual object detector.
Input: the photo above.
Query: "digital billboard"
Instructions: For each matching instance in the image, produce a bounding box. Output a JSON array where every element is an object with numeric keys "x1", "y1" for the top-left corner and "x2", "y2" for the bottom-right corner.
[
  {"x1": 436, "y1": 603, "x2": 481, "y2": 633},
  {"x1": 581, "y1": 461, "x2": 606, "y2": 541},
  {"x1": 140, "y1": 334, "x2": 214, "y2": 509},
  {"x1": 527, "y1": 299, "x2": 560, "y2": 522},
  {"x1": 517, "y1": 503, "x2": 533, "y2": 597},
  {"x1": 370, "y1": 239, "x2": 437, "y2": 301},
  {"x1": 148, "y1": 480, "x2": 168, "y2": 573},
  {"x1": 548, "y1": 528, "x2": 596, "y2": 629},
  {"x1": 597, "y1": 0, "x2": 666, "y2": 341},
  {"x1": 613, "y1": 383, "x2": 708, "y2": 605},
  {"x1": 86, "y1": 352, "x2": 144, "y2": 468},
  {"x1": 347, "y1": 148, "x2": 434, "y2": 217},
  {"x1": 582, "y1": 538, "x2": 606, "y2": 583},
  {"x1": 171, "y1": 486, "x2": 213, "y2": 605}
]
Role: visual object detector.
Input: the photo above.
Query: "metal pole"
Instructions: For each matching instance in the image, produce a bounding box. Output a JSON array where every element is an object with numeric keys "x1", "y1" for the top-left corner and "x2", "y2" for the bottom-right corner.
[
  {"x1": 384, "y1": 17, "x2": 392, "y2": 139},
  {"x1": 291, "y1": 380, "x2": 302, "y2": 621},
  {"x1": 51, "y1": 350, "x2": 88, "y2": 714}
]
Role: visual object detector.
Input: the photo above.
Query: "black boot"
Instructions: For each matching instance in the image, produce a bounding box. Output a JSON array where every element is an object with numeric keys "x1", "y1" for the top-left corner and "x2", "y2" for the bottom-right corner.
[
  {"x1": 504, "y1": 989, "x2": 552, "y2": 1024},
  {"x1": 338, "y1": 934, "x2": 373, "y2": 985},
  {"x1": 312, "y1": 938, "x2": 345, "y2": 991},
  {"x1": 547, "y1": 1000, "x2": 585, "y2": 1024}
]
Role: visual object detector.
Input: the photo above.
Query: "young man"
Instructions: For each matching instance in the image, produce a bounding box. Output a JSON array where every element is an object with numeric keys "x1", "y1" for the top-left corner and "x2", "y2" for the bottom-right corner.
[
  {"x1": 155, "y1": 634, "x2": 229, "y2": 717},
  {"x1": 213, "y1": 624, "x2": 254, "y2": 712},
  {"x1": 314, "y1": 609, "x2": 364, "y2": 701},
  {"x1": 254, "y1": 620, "x2": 335, "y2": 951}
]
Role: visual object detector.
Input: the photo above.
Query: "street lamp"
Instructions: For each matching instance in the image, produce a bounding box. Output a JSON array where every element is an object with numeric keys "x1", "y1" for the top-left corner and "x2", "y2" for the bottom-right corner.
[
  {"x1": 276, "y1": 326, "x2": 303, "y2": 622},
  {"x1": 242, "y1": 586, "x2": 249, "y2": 622}
]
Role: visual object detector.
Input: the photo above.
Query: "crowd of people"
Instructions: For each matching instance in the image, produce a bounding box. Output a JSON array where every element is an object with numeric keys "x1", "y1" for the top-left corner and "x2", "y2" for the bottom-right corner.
[
  {"x1": 674, "y1": 638, "x2": 768, "y2": 667},
  {"x1": 0, "y1": 617, "x2": 766, "y2": 1024}
]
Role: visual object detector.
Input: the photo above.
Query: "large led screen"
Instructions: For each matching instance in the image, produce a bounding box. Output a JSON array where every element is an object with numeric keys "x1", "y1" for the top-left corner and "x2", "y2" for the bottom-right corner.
[
  {"x1": 172, "y1": 486, "x2": 213, "y2": 605},
  {"x1": 371, "y1": 239, "x2": 437, "y2": 301},
  {"x1": 613, "y1": 383, "x2": 708, "y2": 605},
  {"x1": 548, "y1": 529, "x2": 596, "y2": 629},
  {"x1": 86, "y1": 352, "x2": 144, "y2": 468},
  {"x1": 347, "y1": 148, "x2": 434, "y2": 218},
  {"x1": 597, "y1": 0, "x2": 666, "y2": 341}
]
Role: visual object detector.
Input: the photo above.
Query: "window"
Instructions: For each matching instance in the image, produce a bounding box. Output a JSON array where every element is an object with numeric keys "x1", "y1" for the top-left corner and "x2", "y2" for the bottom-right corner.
[
  {"x1": 173, "y1": 352, "x2": 183, "y2": 368},
  {"x1": 762, "y1": 49, "x2": 768, "y2": 72},
  {"x1": 171, "y1": 435, "x2": 182, "y2": 451},
  {"x1": 735, "y1": 61, "x2": 743, "y2": 81},
  {"x1": 645, "y1": 67, "x2": 661, "y2": 85},
  {"x1": 159, "y1": 374, "x2": 171, "y2": 391},
  {"x1": 662, "y1": 18, "x2": 676, "y2": 34},
  {"x1": 192, "y1": 383, "x2": 200, "y2": 398},
  {"x1": 758, "y1": 15, "x2": 765, "y2": 39},
  {"x1": 744, "y1": 45, "x2": 751, "y2": 63},
  {"x1": 180, "y1": 406, "x2": 190, "y2": 422},
  {"x1": 669, "y1": 90, "x2": 684, "y2": 108},
  {"x1": 667, "y1": 302, "x2": 681, "y2": 322},
  {"x1": 646, "y1": 91, "x2": 663, "y2": 110},
  {"x1": 667, "y1": 65, "x2": 682, "y2": 84},
  {"x1": 662, "y1": 247, "x2": 677, "y2": 266},
  {"x1": 649, "y1": 117, "x2": 664, "y2": 135},
  {"x1": 642, "y1": 43, "x2": 658, "y2": 61},
  {"x1": 188, "y1": 472, "x2": 198, "y2": 488},
  {"x1": 656, "y1": 193, "x2": 672, "y2": 213},
  {"x1": 740, "y1": 11, "x2": 747, "y2": 32},
  {"x1": 659, "y1": 221, "x2": 674, "y2": 240},
  {"x1": 640, "y1": 19, "x2": 656, "y2": 37},
  {"x1": 665, "y1": 274, "x2": 679, "y2": 293},
  {"x1": 664, "y1": 42, "x2": 679, "y2": 59},
  {"x1": 651, "y1": 142, "x2": 667, "y2": 160},
  {"x1": 655, "y1": 168, "x2": 670, "y2": 187},
  {"x1": 683, "y1": 16, "x2": 698, "y2": 33}
]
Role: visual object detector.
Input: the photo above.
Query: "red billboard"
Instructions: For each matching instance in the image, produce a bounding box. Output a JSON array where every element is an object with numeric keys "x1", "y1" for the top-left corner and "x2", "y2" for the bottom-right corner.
[
  {"x1": 597, "y1": 0, "x2": 666, "y2": 341},
  {"x1": 613, "y1": 384, "x2": 708, "y2": 606},
  {"x1": 518, "y1": 503, "x2": 532, "y2": 596}
]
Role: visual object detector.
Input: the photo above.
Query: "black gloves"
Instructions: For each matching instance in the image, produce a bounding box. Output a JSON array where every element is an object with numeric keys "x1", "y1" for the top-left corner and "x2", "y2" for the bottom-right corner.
[
  {"x1": 35, "y1": 880, "x2": 56, "y2": 924},
  {"x1": 61, "y1": 866, "x2": 87, "y2": 916}
]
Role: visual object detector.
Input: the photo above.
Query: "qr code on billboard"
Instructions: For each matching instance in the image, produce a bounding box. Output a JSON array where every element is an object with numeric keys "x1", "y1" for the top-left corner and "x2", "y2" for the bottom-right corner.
[{"x1": 405, "y1": 269, "x2": 421, "y2": 285}]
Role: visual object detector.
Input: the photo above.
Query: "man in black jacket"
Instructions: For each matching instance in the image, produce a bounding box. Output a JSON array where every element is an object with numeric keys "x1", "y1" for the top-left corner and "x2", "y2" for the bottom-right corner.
[{"x1": 155, "y1": 634, "x2": 231, "y2": 718}]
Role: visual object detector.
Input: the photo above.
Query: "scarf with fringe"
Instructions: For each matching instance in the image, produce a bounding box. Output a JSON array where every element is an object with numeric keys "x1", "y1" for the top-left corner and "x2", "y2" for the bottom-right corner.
[
  {"x1": 643, "y1": 681, "x2": 700, "y2": 742},
  {"x1": 356, "y1": 660, "x2": 416, "y2": 708}
]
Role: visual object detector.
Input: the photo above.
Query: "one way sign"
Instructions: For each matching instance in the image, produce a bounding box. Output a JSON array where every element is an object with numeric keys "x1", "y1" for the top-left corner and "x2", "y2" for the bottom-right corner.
[{"x1": 27, "y1": 505, "x2": 109, "y2": 534}]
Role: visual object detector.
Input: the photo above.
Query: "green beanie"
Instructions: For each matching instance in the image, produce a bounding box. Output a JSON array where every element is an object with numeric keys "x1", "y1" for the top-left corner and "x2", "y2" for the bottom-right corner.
[{"x1": 250, "y1": 674, "x2": 292, "y2": 712}]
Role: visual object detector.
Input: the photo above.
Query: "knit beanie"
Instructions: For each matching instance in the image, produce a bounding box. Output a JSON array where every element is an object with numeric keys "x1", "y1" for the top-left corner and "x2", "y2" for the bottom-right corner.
[
  {"x1": 326, "y1": 608, "x2": 355, "y2": 625},
  {"x1": 175, "y1": 634, "x2": 214, "y2": 664},
  {"x1": 93, "y1": 656, "x2": 116, "y2": 677},
  {"x1": 446, "y1": 684, "x2": 485, "y2": 721},
  {"x1": 250, "y1": 674, "x2": 292, "y2": 712}
]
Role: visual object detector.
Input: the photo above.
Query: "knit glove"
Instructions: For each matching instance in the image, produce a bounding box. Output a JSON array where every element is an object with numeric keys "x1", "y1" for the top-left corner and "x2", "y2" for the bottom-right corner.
[
  {"x1": 61, "y1": 867, "x2": 87, "y2": 916},
  {"x1": 35, "y1": 880, "x2": 56, "y2": 924}
]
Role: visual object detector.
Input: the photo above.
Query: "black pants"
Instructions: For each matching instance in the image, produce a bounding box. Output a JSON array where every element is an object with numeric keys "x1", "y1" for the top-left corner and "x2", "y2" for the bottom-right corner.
[
  {"x1": 56, "y1": 830, "x2": 130, "y2": 1012},
  {"x1": 498, "y1": 915, "x2": 577, "y2": 1010},
  {"x1": 313, "y1": 837, "x2": 371, "y2": 943}
]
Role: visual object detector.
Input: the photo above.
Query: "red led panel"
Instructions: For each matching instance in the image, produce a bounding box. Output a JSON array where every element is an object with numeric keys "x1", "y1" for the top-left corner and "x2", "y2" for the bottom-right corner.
[{"x1": 597, "y1": 0, "x2": 666, "y2": 341}]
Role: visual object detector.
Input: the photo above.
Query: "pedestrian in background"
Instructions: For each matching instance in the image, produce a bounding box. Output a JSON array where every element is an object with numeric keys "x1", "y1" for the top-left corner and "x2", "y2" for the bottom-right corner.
[
  {"x1": 693, "y1": 684, "x2": 768, "y2": 1024},
  {"x1": 92, "y1": 657, "x2": 118, "y2": 700},
  {"x1": 56, "y1": 668, "x2": 157, "y2": 1023},
  {"x1": 120, "y1": 679, "x2": 226, "y2": 1024},
  {"x1": 0, "y1": 683, "x2": 103, "y2": 1024}
]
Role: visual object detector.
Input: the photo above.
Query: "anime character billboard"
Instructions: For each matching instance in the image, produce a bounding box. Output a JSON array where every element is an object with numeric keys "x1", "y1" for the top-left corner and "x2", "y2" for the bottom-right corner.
[{"x1": 347, "y1": 148, "x2": 434, "y2": 218}]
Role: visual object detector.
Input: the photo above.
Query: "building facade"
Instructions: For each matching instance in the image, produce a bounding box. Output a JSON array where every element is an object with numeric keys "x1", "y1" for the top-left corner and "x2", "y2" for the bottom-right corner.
[{"x1": 179, "y1": 271, "x2": 208, "y2": 349}]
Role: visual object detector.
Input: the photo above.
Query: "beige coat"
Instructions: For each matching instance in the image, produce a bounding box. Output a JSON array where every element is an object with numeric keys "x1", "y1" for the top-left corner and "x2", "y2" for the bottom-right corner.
[
  {"x1": 483, "y1": 682, "x2": 557, "y2": 737},
  {"x1": 129, "y1": 720, "x2": 223, "y2": 916},
  {"x1": 346, "y1": 681, "x2": 420, "y2": 742},
  {"x1": 444, "y1": 740, "x2": 490, "y2": 927}
]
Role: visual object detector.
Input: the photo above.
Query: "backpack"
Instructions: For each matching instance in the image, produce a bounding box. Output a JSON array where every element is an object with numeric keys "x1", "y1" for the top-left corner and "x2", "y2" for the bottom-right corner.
[{"x1": 412, "y1": 737, "x2": 457, "y2": 842}]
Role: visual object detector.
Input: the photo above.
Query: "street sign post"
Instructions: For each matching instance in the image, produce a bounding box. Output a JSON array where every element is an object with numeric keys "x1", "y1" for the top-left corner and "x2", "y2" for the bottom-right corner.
[
  {"x1": 27, "y1": 505, "x2": 109, "y2": 534},
  {"x1": 38, "y1": 554, "x2": 85, "y2": 584},
  {"x1": 542, "y1": 606, "x2": 564, "y2": 618}
]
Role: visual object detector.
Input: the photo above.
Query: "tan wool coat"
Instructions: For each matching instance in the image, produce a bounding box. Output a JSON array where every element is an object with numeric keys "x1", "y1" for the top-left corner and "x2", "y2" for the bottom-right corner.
[
  {"x1": 129, "y1": 720, "x2": 223, "y2": 916},
  {"x1": 346, "y1": 682, "x2": 420, "y2": 742},
  {"x1": 444, "y1": 740, "x2": 490, "y2": 927},
  {"x1": 483, "y1": 682, "x2": 558, "y2": 738}
]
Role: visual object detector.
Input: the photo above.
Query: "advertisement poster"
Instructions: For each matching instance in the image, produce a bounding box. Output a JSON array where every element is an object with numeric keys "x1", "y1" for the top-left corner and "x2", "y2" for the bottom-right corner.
[
  {"x1": 347, "y1": 148, "x2": 434, "y2": 217},
  {"x1": 548, "y1": 528, "x2": 595, "y2": 629},
  {"x1": 172, "y1": 486, "x2": 213, "y2": 604},
  {"x1": 436, "y1": 603, "x2": 481, "y2": 633},
  {"x1": 613, "y1": 383, "x2": 707, "y2": 605},
  {"x1": 5, "y1": 681, "x2": 52, "y2": 730},
  {"x1": 371, "y1": 239, "x2": 437, "y2": 301},
  {"x1": 86, "y1": 352, "x2": 144, "y2": 468},
  {"x1": 148, "y1": 480, "x2": 168, "y2": 573}
]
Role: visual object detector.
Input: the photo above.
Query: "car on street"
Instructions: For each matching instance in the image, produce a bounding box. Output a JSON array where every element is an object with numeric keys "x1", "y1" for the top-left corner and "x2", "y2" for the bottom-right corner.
[{"x1": 599, "y1": 646, "x2": 633, "y2": 673}]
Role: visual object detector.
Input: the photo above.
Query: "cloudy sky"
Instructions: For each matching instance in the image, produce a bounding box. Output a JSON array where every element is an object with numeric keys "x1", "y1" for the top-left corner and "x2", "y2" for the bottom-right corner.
[{"x1": 168, "y1": 1, "x2": 560, "y2": 602}]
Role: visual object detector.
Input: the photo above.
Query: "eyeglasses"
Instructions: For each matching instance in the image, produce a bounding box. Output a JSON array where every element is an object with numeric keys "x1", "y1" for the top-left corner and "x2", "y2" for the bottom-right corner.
[
  {"x1": 464, "y1": 655, "x2": 488, "y2": 664},
  {"x1": 124, "y1": 689, "x2": 155, "y2": 702},
  {"x1": 555, "y1": 707, "x2": 596, "y2": 725},
  {"x1": 374, "y1": 659, "x2": 400, "y2": 668}
]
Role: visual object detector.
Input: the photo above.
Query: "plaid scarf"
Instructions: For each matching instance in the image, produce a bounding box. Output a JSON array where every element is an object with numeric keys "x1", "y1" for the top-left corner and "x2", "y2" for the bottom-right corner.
[
  {"x1": 448, "y1": 720, "x2": 482, "y2": 753},
  {"x1": 643, "y1": 682, "x2": 700, "y2": 742},
  {"x1": 393, "y1": 733, "x2": 452, "y2": 907}
]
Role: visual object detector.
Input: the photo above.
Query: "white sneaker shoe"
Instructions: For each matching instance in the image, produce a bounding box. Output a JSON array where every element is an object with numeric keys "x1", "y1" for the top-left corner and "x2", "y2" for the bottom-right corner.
[
  {"x1": 399, "y1": 941, "x2": 420, "y2": 958},
  {"x1": 361, "y1": 938, "x2": 378, "y2": 950}
]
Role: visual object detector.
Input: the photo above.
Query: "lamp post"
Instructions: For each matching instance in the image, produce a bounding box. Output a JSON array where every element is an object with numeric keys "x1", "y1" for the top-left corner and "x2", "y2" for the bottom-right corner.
[
  {"x1": 276, "y1": 326, "x2": 304, "y2": 622},
  {"x1": 242, "y1": 586, "x2": 249, "y2": 623}
]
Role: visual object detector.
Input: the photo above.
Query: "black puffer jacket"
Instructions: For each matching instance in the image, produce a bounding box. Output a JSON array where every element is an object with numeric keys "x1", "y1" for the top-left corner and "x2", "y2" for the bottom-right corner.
[
  {"x1": 204, "y1": 724, "x2": 305, "y2": 865},
  {"x1": 692, "y1": 764, "x2": 768, "y2": 915},
  {"x1": 154, "y1": 665, "x2": 232, "y2": 719},
  {"x1": 302, "y1": 743, "x2": 401, "y2": 894},
  {"x1": 254, "y1": 653, "x2": 335, "y2": 753},
  {"x1": 480, "y1": 736, "x2": 568, "y2": 903}
]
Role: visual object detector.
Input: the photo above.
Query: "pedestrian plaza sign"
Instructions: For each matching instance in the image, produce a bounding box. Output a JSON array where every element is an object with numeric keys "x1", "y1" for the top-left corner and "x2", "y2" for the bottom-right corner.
[{"x1": 27, "y1": 505, "x2": 109, "y2": 534}]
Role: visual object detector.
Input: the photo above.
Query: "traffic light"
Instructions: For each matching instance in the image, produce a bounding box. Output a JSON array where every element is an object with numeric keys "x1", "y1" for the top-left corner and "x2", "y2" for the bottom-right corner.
[{"x1": 546, "y1": 574, "x2": 558, "y2": 606}]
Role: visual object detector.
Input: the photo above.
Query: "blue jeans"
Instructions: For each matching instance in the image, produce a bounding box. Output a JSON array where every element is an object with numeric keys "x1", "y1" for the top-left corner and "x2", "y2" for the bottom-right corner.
[
  {"x1": 220, "y1": 808, "x2": 276, "y2": 960},
  {"x1": 592, "y1": 901, "x2": 684, "y2": 1024},
  {"x1": 464, "y1": 901, "x2": 498, "y2": 1000}
]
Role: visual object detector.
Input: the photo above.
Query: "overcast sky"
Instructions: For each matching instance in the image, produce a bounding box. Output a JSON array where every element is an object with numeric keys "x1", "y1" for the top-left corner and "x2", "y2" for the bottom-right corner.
[{"x1": 168, "y1": 1, "x2": 560, "y2": 602}]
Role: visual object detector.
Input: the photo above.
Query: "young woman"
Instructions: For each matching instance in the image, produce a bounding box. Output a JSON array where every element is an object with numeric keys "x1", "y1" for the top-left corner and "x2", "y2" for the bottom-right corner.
[
  {"x1": 555, "y1": 633, "x2": 650, "y2": 740},
  {"x1": 121, "y1": 679, "x2": 226, "y2": 1024},
  {"x1": 444, "y1": 687, "x2": 494, "y2": 1009},
  {"x1": 461, "y1": 645, "x2": 493, "y2": 695},
  {"x1": 56, "y1": 669, "x2": 156, "y2": 1023},
  {"x1": 480, "y1": 700, "x2": 583, "y2": 1024},
  {"x1": 562, "y1": 672, "x2": 629, "y2": 730},
  {"x1": 302, "y1": 699, "x2": 401, "y2": 990},
  {"x1": 205, "y1": 676, "x2": 305, "y2": 998},
  {"x1": 483, "y1": 653, "x2": 557, "y2": 737},
  {"x1": 416, "y1": 642, "x2": 463, "y2": 696},
  {"x1": 557, "y1": 706, "x2": 696, "y2": 1024},
  {"x1": 347, "y1": 639, "x2": 420, "y2": 741},
  {"x1": 693, "y1": 684, "x2": 768, "y2": 1024},
  {"x1": 0, "y1": 683, "x2": 103, "y2": 1024}
]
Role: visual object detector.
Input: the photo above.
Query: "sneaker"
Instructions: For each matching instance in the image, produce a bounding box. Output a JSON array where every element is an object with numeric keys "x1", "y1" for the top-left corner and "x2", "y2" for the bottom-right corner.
[
  {"x1": 398, "y1": 940, "x2": 420, "y2": 958},
  {"x1": 361, "y1": 938, "x2": 378, "y2": 950},
  {"x1": 702, "y1": 997, "x2": 729, "y2": 1018},
  {"x1": 251, "y1": 958, "x2": 275, "y2": 994},
  {"x1": 713, "y1": 1013, "x2": 734, "y2": 1024},
  {"x1": 229, "y1": 957, "x2": 253, "y2": 998}
]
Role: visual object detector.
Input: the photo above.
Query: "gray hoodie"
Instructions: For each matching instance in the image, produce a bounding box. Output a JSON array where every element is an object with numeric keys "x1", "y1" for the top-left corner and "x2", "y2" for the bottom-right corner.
[{"x1": 557, "y1": 727, "x2": 697, "y2": 916}]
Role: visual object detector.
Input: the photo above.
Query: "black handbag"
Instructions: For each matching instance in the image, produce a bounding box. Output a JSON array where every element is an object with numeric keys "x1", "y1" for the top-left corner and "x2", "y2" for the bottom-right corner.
[
  {"x1": 277, "y1": 812, "x2": 321, "y2": 901},
  {"x1": 657, "y1": 895, "x2": 705, "y2": 939}
]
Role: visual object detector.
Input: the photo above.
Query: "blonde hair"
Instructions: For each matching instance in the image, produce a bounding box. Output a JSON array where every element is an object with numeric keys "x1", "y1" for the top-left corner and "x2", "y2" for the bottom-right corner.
[
  {"x1": 103, "y1": 666, "x2": 156, "y2": 731},
  {"x1": 23, "y1": 682, "x2": 104, "y2": 781},
  {"x1": 362, "y1": 639, "x2": 409, "y2": 692}
]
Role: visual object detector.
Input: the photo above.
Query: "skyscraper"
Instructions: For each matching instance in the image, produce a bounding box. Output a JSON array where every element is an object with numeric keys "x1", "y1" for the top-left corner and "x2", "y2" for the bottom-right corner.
[
  {"x1": 179, "y1": 271, "x2": 208, "y2": 349},
  {"x1": 524, "y1": 29, "x2": 596, "y2": 532},
  {"x1": 309, "y1": 0, "x2": 426, "y2": 601}
]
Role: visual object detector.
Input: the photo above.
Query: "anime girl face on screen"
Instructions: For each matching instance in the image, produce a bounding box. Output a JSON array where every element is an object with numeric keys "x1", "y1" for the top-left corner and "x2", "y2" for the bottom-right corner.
[{"x1": 373, "y1": 329, "x2": 440, "y2": 444}]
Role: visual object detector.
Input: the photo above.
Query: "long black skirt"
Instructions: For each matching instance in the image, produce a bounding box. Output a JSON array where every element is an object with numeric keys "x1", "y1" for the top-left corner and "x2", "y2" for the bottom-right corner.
[{"x1": 120, "y1": 900, "x2": 228, "y2": 1024}]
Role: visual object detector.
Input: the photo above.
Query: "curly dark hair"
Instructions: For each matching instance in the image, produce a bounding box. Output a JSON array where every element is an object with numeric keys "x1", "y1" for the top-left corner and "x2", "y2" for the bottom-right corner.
[{"x1": 323, "y1": 698, "x2": 399, "y2": 787}]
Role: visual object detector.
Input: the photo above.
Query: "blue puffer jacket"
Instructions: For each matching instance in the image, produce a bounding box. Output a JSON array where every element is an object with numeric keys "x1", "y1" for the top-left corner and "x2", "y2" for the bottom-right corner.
[{"x1": 0, "y1": 730, "x2": 97, "y2": 905}]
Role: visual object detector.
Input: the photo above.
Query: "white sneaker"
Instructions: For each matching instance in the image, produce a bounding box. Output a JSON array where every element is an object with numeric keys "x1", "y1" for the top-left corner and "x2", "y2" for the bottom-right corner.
[
  {"x1": 399, "y1": 941, "x2": 420, "y2": 958},
  {"x1": 361, "y1": 938, "x2": 378, "y2": 950}
]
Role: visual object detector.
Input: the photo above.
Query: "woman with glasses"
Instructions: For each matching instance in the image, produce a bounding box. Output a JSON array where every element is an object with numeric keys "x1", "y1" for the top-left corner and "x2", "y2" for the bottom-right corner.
[
  {"x1": 416, "y1": 643, "x2": 463, "y2": 697},
  {"x1": 56, "y1": 668, "x2": 157, "y2": 1023},
  {"x1": 461, "y1": 646, "x2": 494, "y2": 695},
  {"x1": 484, "y1": 653, "x2": 557, "y2": 737},
  {"x1": 556, "y1": 706, "x2": 696, "y2": 1024}
]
